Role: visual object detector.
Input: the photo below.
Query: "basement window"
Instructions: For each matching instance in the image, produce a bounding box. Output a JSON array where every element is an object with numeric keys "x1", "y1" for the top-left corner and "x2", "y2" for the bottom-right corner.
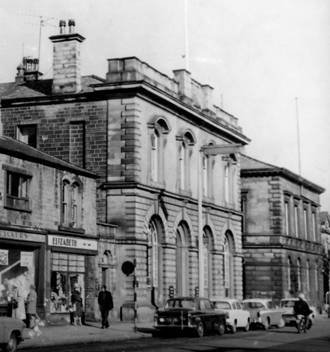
[{"x1": 17, "y1": 124, "x2": 37, "y2": 147}]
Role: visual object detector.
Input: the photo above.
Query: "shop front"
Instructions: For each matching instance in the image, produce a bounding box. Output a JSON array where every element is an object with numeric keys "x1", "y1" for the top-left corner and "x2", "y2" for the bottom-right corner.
[
  {"x1": 0, "y1": 228, "x2": 46, "y2": 317},
  {"x1": 47, "y1": 234, "x2": 98, "y2": 324}
]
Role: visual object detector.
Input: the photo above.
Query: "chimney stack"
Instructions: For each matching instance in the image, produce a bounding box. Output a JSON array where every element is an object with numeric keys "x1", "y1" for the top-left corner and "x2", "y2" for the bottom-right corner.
[
  {"x1": 49, "y1": 19, "x2": 85, "y2": 94},
  {"x1": 15, "y1": 56, "x2": 43, "y2": 83}
]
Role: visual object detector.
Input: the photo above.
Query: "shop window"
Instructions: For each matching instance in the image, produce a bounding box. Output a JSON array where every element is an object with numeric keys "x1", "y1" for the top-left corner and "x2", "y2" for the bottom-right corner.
[
  {"x1": 0, "y1": 247, "x2": 36, "y2": 304},
  {"x1": 5, "y1": 171, "x2": 31, "y2": 211},
  {"x1": 50, "y1": 253, "x2": 85, "y2": 314},
  {"x1": 17, "y1": 124, "x2": 37, "y2": 148}
]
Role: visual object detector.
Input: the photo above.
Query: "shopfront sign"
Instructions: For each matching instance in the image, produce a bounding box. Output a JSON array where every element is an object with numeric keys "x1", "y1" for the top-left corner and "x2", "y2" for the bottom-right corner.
[
  {"x1": 0, "y1": 230, "x2": 45, "y2": 243},
  {"x1": 48, "y1": 235, "x2": 97, "y2": 251}
]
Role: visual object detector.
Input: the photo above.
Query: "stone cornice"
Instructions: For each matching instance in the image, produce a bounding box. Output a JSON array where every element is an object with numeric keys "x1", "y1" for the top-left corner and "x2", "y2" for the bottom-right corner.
[{"x1": 100, "y1": 181, "x2": 243, "y2": 217}]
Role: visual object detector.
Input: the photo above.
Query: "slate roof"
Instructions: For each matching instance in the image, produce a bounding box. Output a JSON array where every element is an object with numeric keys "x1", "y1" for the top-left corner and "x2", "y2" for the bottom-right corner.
[
  {"x1": 0, "y1": 75, "x2": 105, "y2": 100},
  {"x1": 0, "y1": 136, "x2": 97, "y2": 178},
  {"x1": 240, "y1": 154, "x2": 324, "y2": 194}
]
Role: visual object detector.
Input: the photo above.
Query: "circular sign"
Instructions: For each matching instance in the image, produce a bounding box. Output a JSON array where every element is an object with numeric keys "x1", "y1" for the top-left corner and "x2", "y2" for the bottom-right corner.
[{"x1": 121, "y1": 260, "x2": 135, "y2": 276}]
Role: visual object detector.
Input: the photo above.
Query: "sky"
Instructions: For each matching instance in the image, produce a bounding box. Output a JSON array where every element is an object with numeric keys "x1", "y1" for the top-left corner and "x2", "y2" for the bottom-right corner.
[{"x1": 0, "y1": 0, "x2": 329, "y2": 210}]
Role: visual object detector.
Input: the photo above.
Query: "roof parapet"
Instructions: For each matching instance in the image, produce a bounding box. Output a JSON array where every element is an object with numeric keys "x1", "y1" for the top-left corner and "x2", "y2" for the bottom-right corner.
[{"x1": 106, "y1": 57, "x2": 242, "y2": 132}]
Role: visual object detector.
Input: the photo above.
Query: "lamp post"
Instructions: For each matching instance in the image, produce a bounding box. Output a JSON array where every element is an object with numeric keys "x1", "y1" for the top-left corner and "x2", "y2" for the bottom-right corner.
[{"x1": 197, "y1": 144, "x2": 242, "y2": 296}]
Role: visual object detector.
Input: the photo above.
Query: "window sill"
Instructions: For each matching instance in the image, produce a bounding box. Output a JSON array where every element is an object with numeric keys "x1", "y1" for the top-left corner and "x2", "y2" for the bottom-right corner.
[
  {"x1": 58, "y1": 225, "x2": 85, "y2": 234},
  {"x1": 4, "y1": 205, "x2": 32, "y2": 213}
]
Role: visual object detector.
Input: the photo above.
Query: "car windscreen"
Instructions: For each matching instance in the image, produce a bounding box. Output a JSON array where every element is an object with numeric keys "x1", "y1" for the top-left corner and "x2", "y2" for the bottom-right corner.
[
  {"x1": 166, "y1": 299, "x2": 195, "y2": 309},
  {"x1": 243, "y1": 302, "x2": 265, "y2": 309},
  {"x1": 213, "y1": 301, "x2": 231, "y2": 310},
  {"x1": 281, "y1": 300, "x2": 296, "y2": 308}
]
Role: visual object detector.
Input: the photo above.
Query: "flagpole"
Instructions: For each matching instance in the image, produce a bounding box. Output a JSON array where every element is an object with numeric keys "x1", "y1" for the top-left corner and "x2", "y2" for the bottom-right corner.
[
  {"x1": 295, "y1": 97, "x2": 302, "y2": 176},
  {"x1": 184, "y1": 0, "x2": 190, "y2": 71}
]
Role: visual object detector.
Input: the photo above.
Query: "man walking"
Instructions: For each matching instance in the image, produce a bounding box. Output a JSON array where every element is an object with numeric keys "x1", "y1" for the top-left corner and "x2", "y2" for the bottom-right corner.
[{"x1": 98, "y1": 285, "x2": 113, "y2": 328}]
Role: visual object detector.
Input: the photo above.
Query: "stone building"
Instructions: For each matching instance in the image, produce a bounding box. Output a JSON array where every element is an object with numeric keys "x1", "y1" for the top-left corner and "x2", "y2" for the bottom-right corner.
[
  {"x1": 320, "y1": 211, "x2": 330, "y2": 300},
  {"x1": 0, "y1": 21, "x2": 250, "y2": 320},
  {"x1": 241, "y1": 154, "x2": 324, "y2": 309},
  {"x1": 0, "y1": 134, "x2": 97, "y2": 323}
]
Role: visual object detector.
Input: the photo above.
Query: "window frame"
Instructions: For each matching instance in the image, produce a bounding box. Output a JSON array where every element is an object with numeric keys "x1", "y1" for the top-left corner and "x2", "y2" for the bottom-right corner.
[
  {"x1": 16, "y1": 123, "x2": 38, "y2": 148},
  {"x1": 5, "y1": 170, "x2": 31, "y2": 212}
]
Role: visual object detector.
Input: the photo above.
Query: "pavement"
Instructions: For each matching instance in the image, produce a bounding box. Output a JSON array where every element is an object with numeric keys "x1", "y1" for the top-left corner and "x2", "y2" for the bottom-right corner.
[
  {"x1": 19, "y1": 320, "x2": 154, "y2": 350},
  {"x1": 19, "y1": 314, "x2": 330, "y2": 350}
]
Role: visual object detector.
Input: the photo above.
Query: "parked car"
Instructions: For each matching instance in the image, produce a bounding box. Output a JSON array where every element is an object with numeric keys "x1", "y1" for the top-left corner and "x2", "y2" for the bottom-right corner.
[
  {"x1": 212, "y1": 298, "x2": 251, "y2": 333},
  {"x1": 242, "y1": 299, "x2": 284, "y2": 329},
  {"x1": 154, "y1": 297, "x2": 227, "y2": 337},
  {"x1": 280, "y1": 298, "x2": 316, "y2": 326},
  {"x1": 0, "y1": 317, "x2": 25, "y2": 352}
]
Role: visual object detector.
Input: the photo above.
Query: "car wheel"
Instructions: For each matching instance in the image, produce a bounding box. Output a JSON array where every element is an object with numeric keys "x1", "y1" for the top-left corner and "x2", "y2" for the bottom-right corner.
[
  {"x1": 263, "y1": 318, "x2": 270, "y2": 330},
  {"x1": 243, "y1": 320, "x2": 250, "y2": 332},
  {"x1": 277, "y1": 318, "x2": 285, "y2": 328},
  {"x1": 5, "y1": 333, "x2": 18, "y2": 352},
  {"x1": 231, "y1": 322, "x2": 237, "y2": 334},
  {"x1": 215, "y1": 320, "x2": 226, "y2": 336},
  {"x1": 196, "y1": 322, "x2": 204, "y2": 337}
]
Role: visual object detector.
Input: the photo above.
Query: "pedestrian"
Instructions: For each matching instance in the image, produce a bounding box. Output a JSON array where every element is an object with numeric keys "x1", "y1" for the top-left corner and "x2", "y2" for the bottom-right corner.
[
  {"x1": 26, "y1": 284, "x2": 37, "y2": 329},
  {"x1": 98, "y1": 285, "x2": 113, "y2": 328},
  {"x1": 11, "y1": 284, "x2": 26, "y2": 321},
  {"x1": 71, "y1": 283, "x2": 83, "y2": 326}
]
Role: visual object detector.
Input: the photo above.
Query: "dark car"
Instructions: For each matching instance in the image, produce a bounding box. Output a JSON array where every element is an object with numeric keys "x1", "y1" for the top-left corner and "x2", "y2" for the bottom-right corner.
[
  {"x1": 0, "y1": 317, "x2": 25, "y2": 352},
  {"x1": 154, "y1": 297, "x2": 227, "y2": 337}
]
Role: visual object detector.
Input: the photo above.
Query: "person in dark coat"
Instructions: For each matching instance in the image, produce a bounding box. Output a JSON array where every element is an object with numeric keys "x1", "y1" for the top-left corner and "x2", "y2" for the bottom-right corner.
[
  {"x1": 71, "y1": 283, "x2": 83, "y2": 326},
  {"x1": 98, "y1": 285, "x2": 113, "y2": 328}
]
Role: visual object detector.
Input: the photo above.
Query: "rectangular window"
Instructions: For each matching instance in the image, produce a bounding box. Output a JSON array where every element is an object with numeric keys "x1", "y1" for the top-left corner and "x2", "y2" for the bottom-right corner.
[
  {"x1": 50, "y1": 252, "x2": 85, "y2": 314},
  {"x1": 5, "y1": 172, "x2": 31, "y2": 211},
  {"x1": 284, "y1": 201, "x2": 289, "y2": 235},
  {"x1": 312, "y1": 212, "x2": 316, "y2": 241},
  {"x1": 303, "y1": 208, "x2": 308, "y2": 239},
  {"x1": 294, "y1": 205, "x2": 299, "y2": 237},
  {"x1": 17, "y1": 124, "x2": 37, "y2": 147}
]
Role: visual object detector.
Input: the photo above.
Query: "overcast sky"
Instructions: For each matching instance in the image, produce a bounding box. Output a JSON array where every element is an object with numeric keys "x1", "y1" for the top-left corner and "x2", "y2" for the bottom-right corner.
[{"x1": 0, "y1": 0, "x2": 329, "y2": 210}]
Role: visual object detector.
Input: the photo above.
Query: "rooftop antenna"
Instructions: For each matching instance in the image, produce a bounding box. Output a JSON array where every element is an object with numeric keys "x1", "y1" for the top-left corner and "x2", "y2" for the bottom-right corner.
[
  {"x1": 183, "y1": 0, "x2": 190, "y2": 71},
  {"x1": 295, "y1": 97, "x2": 302, "y2": 176}
]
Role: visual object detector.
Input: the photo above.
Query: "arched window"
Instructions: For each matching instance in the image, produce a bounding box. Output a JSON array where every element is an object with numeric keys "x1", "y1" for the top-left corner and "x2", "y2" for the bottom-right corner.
[
  {"x1": 314, "y1": 261, "x2": 318, "y2": 292},
  {"x1": 150, "y1": 130, "x2": 160, "y2": 182},
  {"x1": 147, "y1": 219, "x2": 159, "y2": 288},
  {"x1": 306, "y1": 259, "x2": 310, "y2": 294},
  {"x1": 297, "y1": 258, "x2": 302, "y2": 291},
  {"x1": 224, "y1": 164, "x2": 230, "y2": 204},
  {"x1": 62, "y1": 180, "x2": 70, "y2": 226},
  {"x1": 61, "y1": 178, "x2": 82, "y2": 228},
  {"x1": 224, "y1": 231, "x2": 234, "y2": 297},
  {"x1": 203, "y1": 227, "x2": 213, "y2": 297},
  {"x1": 71, "y1": 182, "x2": 81, "y2": 228},
  {"x1": 149, "y1": 117, "x2": 170, "y2": 184},
  {"x1": 178, "y1": 131, "x2": 195, "y2": 192},
  {"x1": 176, "y1": 222, "x2": 190, "y2": 295},
  {"x1": 288, "y1": 257, "x2": 292, "y2": 292}
]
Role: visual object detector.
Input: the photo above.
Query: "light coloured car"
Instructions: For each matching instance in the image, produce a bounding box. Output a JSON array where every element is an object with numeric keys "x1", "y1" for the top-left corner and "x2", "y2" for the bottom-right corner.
[
  {"x1": 242, "y1": 298, "x2": 284, "y2": 329},
  {"x1": 0, "y1": 317, "x2": 25, "y2": 352},
  {"x1": 212, "y1": 298, "x2": 251, "y2": 333},
  {"x1": 280, "y1": 298, "x2": 315, "y2": 326}
]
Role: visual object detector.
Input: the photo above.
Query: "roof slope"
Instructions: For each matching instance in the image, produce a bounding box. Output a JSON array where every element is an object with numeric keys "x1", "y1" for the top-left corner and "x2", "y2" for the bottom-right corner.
[
  {"x1": 0, "y1": 75, "x2": 105, "y2": 100},
  {"x1": 240, "y1": 154, "x2": 324, "y2": 194},
  {"x1": 0, "y1": 136, "x2": 97, "y2": 178}
]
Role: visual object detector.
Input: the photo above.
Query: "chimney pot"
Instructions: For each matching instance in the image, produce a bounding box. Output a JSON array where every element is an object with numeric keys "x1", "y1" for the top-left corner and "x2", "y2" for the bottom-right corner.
[
  {"x1": 59, "y1": 20, "x2": 66, "y2": 34},
  {"x1": 68, "y1": 19, "x2": 75, "y2": 33}
]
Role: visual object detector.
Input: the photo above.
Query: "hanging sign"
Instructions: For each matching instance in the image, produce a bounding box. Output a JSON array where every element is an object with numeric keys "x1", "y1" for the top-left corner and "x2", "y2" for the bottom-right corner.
[{"x1": 0, "y1": 249, "x2": 8, "y2": 265}]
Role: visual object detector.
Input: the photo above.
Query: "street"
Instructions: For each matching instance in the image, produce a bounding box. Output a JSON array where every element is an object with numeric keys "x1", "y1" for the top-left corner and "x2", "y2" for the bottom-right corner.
[{"x1": 21, "y1": 318, "x2": 330, "y2": 352}]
